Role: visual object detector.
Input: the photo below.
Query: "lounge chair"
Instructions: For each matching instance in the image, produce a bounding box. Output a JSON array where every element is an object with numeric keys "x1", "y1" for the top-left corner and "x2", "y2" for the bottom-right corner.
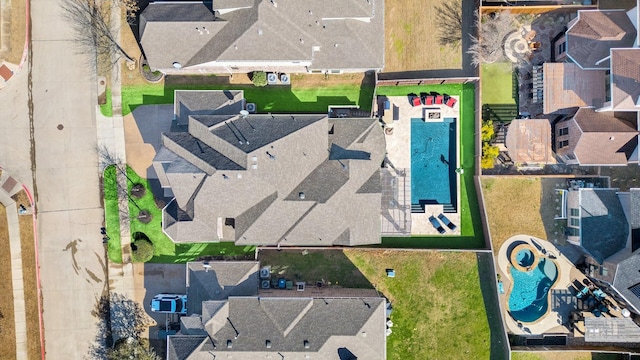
[
  {"x1": 428, "y1": 216, "x2": 446, "y2": 234},
  {"x1": 420, "y1": 92, "x2": 428, "y2": 105},
  {"x1": 435, "y1": 95, "x2": 444, "y2": 105},
  {"x1": 408, "y1": 94, "x2": 421, "y2": 107},
  {"x1": 425, "y1": 96, "x2": 434, "y2": 105},
  {"x1": 445, "y1": 97, "x2": 457, "y2": 108},
  {"x1": 437, "y1": 213, "x2": 457, "y2": 231}
]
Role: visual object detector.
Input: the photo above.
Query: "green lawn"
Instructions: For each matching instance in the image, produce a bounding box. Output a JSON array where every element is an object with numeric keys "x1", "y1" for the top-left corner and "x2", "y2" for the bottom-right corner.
[
  {"x1": 103, "y1": 165, "x2": 123, "y2": 263},
  {"x1": 121, "y1": 83, "x2": 374, "y2": 116},
  {"x1": 346, "y1": 250, "x2": 490, "y2": 360},
  {"x1": 481, "y1": 62, "x2": 516, "y2": 105},
  {"x1": 376, "y1": 83, "x2": 484, "y2": 249},
  {"x1": 125, "y1": 166, "x2": 255, "y2": 263},
  {"x1": 100, "y1": 87, "x2": 113, "y2": 117}
]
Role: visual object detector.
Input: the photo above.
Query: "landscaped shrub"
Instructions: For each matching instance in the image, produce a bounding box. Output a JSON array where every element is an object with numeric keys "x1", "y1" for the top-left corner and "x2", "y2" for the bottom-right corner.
[
  {"x1": 251, "y1": 71, "x2": 268, "y2": 87},
  {"x1": 131, "y1": 233, "x2": 154, "y2": 262},
  {"x1": 481, "y1": 120, "x2": 494, "y2": 142},
  {"x1": 130, "y1": 183, "x2": 146, "y2": 199},
  {"x1": 481, "y1": 142, "x2": 499, "y2": 169}
]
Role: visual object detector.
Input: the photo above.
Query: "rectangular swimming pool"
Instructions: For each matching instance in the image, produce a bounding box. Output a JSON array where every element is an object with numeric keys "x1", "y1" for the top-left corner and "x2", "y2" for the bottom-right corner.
[{"x1": 411, "y1": 118, "x2": 457, "y2": 210}]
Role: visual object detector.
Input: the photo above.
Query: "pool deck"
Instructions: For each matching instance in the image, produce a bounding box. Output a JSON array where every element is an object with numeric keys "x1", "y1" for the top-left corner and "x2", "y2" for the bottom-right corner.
[
  {"x1": 382, "y1": 95, "x2": 461, "y2": 235},
  {"x1": 497, "y1": 235, "x2": 584, "y2": 335}
]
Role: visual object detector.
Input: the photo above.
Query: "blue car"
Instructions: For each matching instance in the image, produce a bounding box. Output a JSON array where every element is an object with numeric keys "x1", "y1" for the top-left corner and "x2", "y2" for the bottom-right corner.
[{"x1": 150, "y1": 294, "x2": 187, "y2": 314}]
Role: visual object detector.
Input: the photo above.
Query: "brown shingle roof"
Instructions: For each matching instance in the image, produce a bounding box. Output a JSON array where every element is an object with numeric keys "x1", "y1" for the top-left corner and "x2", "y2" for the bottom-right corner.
[
  {"x1": 558, "y1": 108, "x2": 638, "y2": 165},
  {"x1": 566, "y1": 10, "x2": 636, "y2": 69},
  {"x1": 611, "y1": 48, "x2": 640, "y2": 111},
  {"x1": 543, "y1": 63, "x2": 606, "y2": 114}
]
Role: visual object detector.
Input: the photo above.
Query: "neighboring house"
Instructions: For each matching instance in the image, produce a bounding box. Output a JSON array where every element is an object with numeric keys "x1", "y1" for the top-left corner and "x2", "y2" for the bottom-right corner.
[
  {"x1": 139, "y1": 0, "x2": 384, "y2": 75},
  {"x1": 544, "y1": 7, "x2": 638, "y2": 113},
  {"x1": 542, "y1": 63, "x2": 606, "y2": 114},
  {"x1": 574, "y1": 188, "x2": 640, "y2": 315},
  {"x1": 153, "y1": 90, "x2": 386, "y2": 246},
  {"x1": 186, "y1": 261, "x2": 259, "y2": 314},
  {"x1": 504, "y1": 118, "x2": 554, "y2": 167},
  {"x1": 554, "y1": 107, "x2": 638, "y2": 165},
  {"x1": 169, "y1": 261, "x2": 386, "y2": 360}
]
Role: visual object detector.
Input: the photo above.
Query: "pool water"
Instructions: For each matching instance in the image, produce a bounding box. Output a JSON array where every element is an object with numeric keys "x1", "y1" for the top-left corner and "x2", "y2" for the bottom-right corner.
[
  {"x1": 508, "y1": 258, "x2": 558, "y2": 323},
  {"x1": 410, "y1": 118, "x2": 457, "y2": 206},
  {"x1": 516, "y1": 249, "x2": 535, "y2": 267}
]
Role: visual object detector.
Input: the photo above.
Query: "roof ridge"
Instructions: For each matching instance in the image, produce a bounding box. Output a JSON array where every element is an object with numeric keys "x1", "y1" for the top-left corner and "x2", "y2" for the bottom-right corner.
[{"x1": 282, "y1": 298, "x2": 314, "y2": 337}]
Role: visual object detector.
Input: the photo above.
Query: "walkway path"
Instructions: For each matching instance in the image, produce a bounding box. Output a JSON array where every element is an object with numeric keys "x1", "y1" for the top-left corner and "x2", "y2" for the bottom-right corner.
[
  {"x1": 97, "y1": 1, "x2": 135, "y2": 300},
  {"x1": 0, "y1": 170, "x2": 29, "y2": 359}
]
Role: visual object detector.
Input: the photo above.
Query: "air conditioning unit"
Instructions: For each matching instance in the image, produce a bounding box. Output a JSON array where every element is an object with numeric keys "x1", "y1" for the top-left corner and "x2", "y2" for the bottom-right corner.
[
  {"x1": 280, "y1": 73, "x2": 290, "y2": 85},
  {"x1": 267, "y1": 72, "x2": 278, "y2": 84},
  {"x1": 246, "y1": 103, "x2": 257, "y2": 113}
]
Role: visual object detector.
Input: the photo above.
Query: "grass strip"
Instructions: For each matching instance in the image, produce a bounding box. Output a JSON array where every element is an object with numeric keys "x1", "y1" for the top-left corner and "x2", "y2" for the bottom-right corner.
[
  {"x1": 121, "y1": 83, "x2": 374, "y2": 116},
  {"x1": 0, "y1": 204, "x2": 16, "y2": 359},
  {"x1": 12, "y1": 190, "x2": 42, "y2": 360},
  {"x1": 103, "y1": 165, "x2": 123, "y2": 263}
]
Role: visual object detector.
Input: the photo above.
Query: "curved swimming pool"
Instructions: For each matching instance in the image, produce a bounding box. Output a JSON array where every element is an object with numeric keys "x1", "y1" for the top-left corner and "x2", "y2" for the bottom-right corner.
[{"x1": 508, "y1": 257, "x2": 558, "y2": 323}]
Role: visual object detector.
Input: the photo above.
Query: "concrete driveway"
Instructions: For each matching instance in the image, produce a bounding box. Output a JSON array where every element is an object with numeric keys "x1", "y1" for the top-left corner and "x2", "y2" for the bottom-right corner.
[{"x1": 132, "y1": 263, "x2": 186, "y2": 339}]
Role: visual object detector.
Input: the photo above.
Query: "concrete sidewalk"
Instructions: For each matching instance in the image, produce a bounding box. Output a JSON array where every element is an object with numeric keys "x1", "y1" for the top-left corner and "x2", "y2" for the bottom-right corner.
[{"x1": 0, "y1": 170, "x2": 29, "y2": 359}]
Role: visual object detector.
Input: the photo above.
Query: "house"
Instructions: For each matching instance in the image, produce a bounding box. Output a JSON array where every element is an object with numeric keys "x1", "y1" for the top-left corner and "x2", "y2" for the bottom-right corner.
[
  {"x1": 554, "y1": 107, "x2": 638, "y2": 165},
  {"x1": 153, "y1": 90, "x2": 386, "y2": 246},
  {"x1": 139, "y1": 0, "x2": 385, "y2": 75},
  {"x1": 544, "y1": 7, "x2": 638, "y2": 113},
  {"x1": 504, "y1": 118, "x2": 554, "y2": 167},
  {"x1": 168, "y1": 261, "x2": 387, "y2": 360},
  {"x1": 578, "y1": 188, "x2": 640, "y2": 315}
]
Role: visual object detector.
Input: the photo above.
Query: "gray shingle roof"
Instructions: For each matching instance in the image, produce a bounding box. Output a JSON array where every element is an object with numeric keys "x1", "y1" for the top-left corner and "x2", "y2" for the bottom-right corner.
[
  {"x1": 139, "y1": 0, "x2": 384, "y2": 71},
  {"x1": 566, "y1": 10, "x2": 636, "y2": 69},
  {"x1": 167, "y1": 335, "x2": 208, "y2": 360},
  {"x1": 175, "y1": 90, "x2": 244, "y2": 125},
  {"x1": 211, "y1": 114, "x2": 326, "y2": 153},
  {"x1": 630, "y1": 189, "x2": 640, "y2": 229},
  {"x1": 580, "y1": 189, "x2": 629, "y2": 263},
  {"x1": 187, "y1": 261, "x2": 259, "y2": 315},
  {"x1": 163, "y1": 132, "x2": 246, "y2": 172},
  {"x1": 612, "y1": 253, "x2": 640, "y2": 314},
  {"x1": 179, "y1": 297, "x2": 385, "y2": 359},
  {"x1": 154, "y1": 90, "x2": 385, "y2": 246}
]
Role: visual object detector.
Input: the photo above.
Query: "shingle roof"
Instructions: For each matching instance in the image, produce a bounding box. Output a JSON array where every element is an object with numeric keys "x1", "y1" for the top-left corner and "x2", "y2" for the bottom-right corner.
[
  {"x1": 556, "y1": 108, "x2": 638, "y2": 165},
  {"x1": 171, "y1": 297, "x2": 386, "y2": 360},
  {"x1": 543, "y1": 63, "x2": 606, "y2": 114},
  {"x1": 566, "y1": 10, "x2": 636, "y2": 69},
  {"x1": 154, "y1": 91, "x2": 385, "y2": 246},
  {"x1": 612, "y1": 253, "x2": 640, "y2": 314},
  {"x1": 174, "y1": 90, "x2": 244, "y2": 125},
  {"x1": 186, "y1": 261, "x2": 259, "y2": 315},
  {"x1": 579, "y1": 189, "x2": 629, "y2": 264},
  {"x1": 139, "y1": 0, "x2": 384, "y2": 71},
  {"x1": 611, "y1": 48, "x2": 640, "y2": 111}
]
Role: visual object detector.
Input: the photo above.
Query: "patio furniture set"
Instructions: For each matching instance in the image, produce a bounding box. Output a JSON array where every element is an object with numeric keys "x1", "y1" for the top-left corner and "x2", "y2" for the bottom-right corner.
[
  {"x1": 408, "y1": 93, "x2": 457, "y2": 108},
  {"x1": 570, "y1": 279, "x2": 614, "y2": 317},
  {"x1": 428, "y1": 214, "x2": 457, "y2": 234}
]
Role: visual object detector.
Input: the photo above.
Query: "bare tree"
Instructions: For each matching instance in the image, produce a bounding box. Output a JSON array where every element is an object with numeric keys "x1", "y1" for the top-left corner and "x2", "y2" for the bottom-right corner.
[
  {"x1": 467, "y1": 11, "x2": 517, "y2": 67},
  {"x1": 118, "y1": 0, "x2": 140, "y2": 25},
  {"x1": 435, "y1": 0, "x2": 463, "y2": 47},
  {"x1": 61, "y1": 0, "x2": 135, "y2": 73},
  {"x1": 87, "y1": 292, "x2": 157, "y2": 359}
]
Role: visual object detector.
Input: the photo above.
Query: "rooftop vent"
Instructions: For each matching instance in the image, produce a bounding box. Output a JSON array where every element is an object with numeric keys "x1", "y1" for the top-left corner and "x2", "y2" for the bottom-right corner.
[
  {"x1": 303, "y1": 340, "x2": 310, "y2": 349},
  {"x1": 266, "y1": 340, "x2": 272, "y2": 348},
  {"x1": 227, "y1": 340, "x2": 233, "y2": 349},
  {"x1": 299, "y1": 192, "x2": 305, "y2": 200},
  {"x1": 172, "y1": 62, "x2": 182, "y2": 69}
]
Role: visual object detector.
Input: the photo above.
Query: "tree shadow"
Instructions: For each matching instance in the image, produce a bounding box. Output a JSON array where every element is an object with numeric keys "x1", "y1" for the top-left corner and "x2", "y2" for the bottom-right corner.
[{"x1": 257, "y1": 249, "x2": 374, "y2": 289}]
